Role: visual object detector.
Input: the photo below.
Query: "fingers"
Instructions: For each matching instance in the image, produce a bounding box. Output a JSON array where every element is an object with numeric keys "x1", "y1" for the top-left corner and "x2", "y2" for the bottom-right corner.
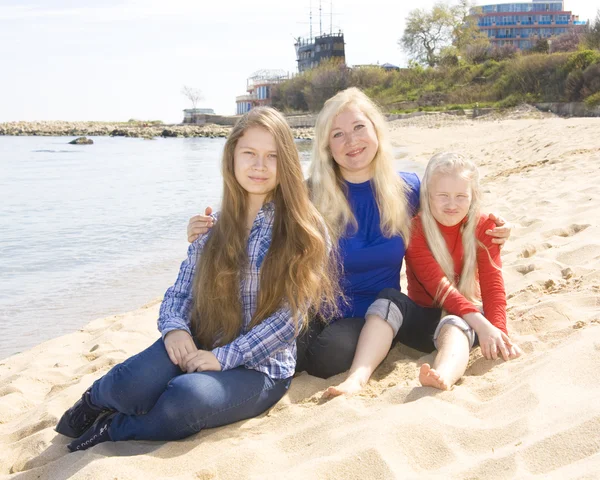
[
  {"x1": 205, "y1": 206, "x2": 213, "y2": 216},
  {"x1": 509, "y1": 344, "x2": 523, "y2": 359},
  {"x1": 166, "y1": 346, "x2": 179, "y2": 366},
  {"x1": 490, "y1": 342, "x2": 498, "y2": 361},
  {"x1": 488, "y1": 212, "x2": 505, "y2": 226},
  {"x1": 498, "y1": 340, "x2": 510, "y2": 361},
  {"x1": 500, "y1": 332, "x2": 513, "y2": 346}
]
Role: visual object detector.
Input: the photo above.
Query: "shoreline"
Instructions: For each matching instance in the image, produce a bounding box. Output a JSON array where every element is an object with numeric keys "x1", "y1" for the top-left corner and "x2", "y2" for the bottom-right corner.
[
  {"x1": 0, "y1": 121, "x2": 315, "y2": 140},
  {"x1": 0, "y1": 104, "x2": 557, "y2": 141},
  {"x1": 1, "y1": 115, "x2": 600, "y2": 478}
]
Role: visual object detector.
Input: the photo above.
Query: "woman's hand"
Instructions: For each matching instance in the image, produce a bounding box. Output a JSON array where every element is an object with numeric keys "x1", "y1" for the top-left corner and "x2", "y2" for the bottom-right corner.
[
  {"x1": 182, "y1": 350, "x2": 222, "y2": 373},
  {"x1": 187, "y1": 206, "x2": 214, "y2": 243},
  {"x1": 164, "y1": 330, "x2": 198, "y2": 368},
  {"x1": 486, "y1": 213, "x2": 512, "y2": 247}
]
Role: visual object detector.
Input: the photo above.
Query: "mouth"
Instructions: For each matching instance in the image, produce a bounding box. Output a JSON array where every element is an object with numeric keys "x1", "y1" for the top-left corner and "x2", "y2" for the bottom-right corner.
[
  {"x1": 346, "y1": 147, "x2": 365, "y2": 157},
  {"x1": 249, "y1": 176, "x2": 269, "y2": 183}
]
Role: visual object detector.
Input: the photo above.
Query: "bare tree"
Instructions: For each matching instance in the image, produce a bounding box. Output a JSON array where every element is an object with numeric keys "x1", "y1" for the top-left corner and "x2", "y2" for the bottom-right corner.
[
  {"x1": 181, "y1": 86, "x2": 204, "y2": 109},
  {"x1": 400, "y1": 3, "x2": 456, "y2": 67}
]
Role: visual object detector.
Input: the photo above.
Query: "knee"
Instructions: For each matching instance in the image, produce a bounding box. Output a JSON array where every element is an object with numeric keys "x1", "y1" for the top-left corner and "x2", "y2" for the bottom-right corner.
[
  {"x1": 161, "y1": 375, "x2": 224, "y2": 430},
  {"x1": 434, "y1": 316, "x2": 474, "y2": 350}
]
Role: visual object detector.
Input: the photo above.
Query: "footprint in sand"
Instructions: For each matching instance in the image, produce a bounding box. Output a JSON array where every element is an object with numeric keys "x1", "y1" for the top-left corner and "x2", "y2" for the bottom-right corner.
[
  {"x1": 543, "y1": 223, "x2": 590, "y2": 239},
  {"x1": 516, "y1": 264, "x2": 535, "y2": 275}
]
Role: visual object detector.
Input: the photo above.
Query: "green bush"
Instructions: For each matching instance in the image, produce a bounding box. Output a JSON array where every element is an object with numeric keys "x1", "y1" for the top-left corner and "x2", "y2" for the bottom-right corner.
[
  {"x1": 565, "y1": 70, "x2": 585, "y2": 101},
  {"x1": 584, "y1": 91, "x2": 600, "y2": 107},
  {"x1": 564, "y1": 50, "x2": 600, "y2": 73}
]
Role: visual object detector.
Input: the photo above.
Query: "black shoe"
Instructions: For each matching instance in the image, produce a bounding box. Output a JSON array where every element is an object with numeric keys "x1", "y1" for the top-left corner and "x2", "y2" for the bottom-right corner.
[
  {"x1": 68, "y1": 411, "x2": 115, "y2": 452},
  {"x1": 56, "y1": 388, "x2": 108, "y2": 438}
]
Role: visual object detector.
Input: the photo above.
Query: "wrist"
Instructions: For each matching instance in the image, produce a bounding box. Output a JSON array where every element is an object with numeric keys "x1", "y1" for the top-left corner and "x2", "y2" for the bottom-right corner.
[{"x1": 463, "y1": 312, "x2": 487, "y2": 330}]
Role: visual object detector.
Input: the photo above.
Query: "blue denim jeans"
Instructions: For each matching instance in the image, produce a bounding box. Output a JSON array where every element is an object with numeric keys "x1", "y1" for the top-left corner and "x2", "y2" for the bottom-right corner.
[{"x1": 89, "y1": 339, "x2": 291, "y2": 442}]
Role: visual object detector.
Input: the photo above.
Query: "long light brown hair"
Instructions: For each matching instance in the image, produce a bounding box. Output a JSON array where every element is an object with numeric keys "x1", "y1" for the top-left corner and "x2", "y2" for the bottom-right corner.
[
  {"x1": 419, "y1": 152, "x2": 490, "y2": 306},
  {"x1": 191, "y1": 107, "x2": 340, "y2": 348},
  {"x1": 309, "y1": 87, "x2": 413, "y2": 243}
]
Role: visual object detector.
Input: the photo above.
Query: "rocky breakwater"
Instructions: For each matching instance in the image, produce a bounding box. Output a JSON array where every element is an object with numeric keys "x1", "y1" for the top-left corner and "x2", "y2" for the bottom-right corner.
[
  {"x1": 0, "y1": 121, "x2": 315, "y2": 140},
  {"x1": 0, "y1": 121, "x2": 231, "y2": 139}
]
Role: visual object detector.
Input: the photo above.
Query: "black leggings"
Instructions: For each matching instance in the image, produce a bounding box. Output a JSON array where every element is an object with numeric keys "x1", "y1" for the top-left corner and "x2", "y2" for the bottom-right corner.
[{"x1": 295, "y1": 289, "x2": 441, "y2": 379}]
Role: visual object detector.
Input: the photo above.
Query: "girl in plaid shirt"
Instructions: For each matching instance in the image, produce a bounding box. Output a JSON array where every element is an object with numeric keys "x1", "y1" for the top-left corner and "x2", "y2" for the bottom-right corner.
[{"x1": 57, "y1": 107, "x2": 339, "y2": 452}]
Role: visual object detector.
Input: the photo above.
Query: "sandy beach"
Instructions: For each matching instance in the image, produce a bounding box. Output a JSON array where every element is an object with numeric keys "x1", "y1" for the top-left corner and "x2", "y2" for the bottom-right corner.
[{"x1": 1, "y1": 113, "x2": 599, "y2": 479}]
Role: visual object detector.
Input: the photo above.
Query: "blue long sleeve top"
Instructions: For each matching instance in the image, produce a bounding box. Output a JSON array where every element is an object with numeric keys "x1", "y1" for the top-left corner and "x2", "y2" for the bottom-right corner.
[{"x1": 337, "y1": 172, "x2": 420, "y2": 318}]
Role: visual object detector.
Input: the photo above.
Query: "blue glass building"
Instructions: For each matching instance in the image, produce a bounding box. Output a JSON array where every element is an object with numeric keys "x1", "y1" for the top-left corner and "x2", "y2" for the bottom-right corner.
[{"x1": 473, "y1": 0, "x2": 586, "y2": 50}]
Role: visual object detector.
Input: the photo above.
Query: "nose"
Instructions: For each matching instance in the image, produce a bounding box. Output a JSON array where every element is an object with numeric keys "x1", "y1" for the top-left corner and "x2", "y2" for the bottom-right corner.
[
  {"x1": 344, "y1": 130, "x2": 359, "y2": 145},
  {"x1": 252, "y1": 154, "x2": 267, "y2": 170}
]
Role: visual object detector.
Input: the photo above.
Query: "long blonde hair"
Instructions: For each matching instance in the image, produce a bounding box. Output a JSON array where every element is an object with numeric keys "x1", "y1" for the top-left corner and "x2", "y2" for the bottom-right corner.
[
  {"x1": 191, "y1": 107, "x2": 340, "y2": 348},
  {"x1": 419, "y1": 152, "x2": 483, "y2": 305},
  {"x1": 308, "y1": 87, "x2": 412, "y2": 243}
]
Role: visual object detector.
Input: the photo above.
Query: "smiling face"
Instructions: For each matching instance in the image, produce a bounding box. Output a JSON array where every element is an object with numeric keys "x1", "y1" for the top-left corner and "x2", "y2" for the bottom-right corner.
[
  {"x1": 428, "y1": 172, "x2": 472, "y2": 227},
  {"x1": 328, "y1": 105, "x2": 379, "y2": 183},
  {"x1": 233, "y1": 127, "x2": 278, "y2": 205}
]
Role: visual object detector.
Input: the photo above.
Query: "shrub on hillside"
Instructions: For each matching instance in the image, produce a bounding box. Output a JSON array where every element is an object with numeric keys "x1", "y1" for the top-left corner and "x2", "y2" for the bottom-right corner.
[
  {"x1": 565, "y1": 70, "x2": 585, "y2": 101},
  {"x1": 584, "y1": 91, "x2": 600, "y2": 107},
  {"x1": 581, "y1": 63, "x2": 600, "y2": 97},
  {"x1": 488, "y1": 44, "x2": 518, "y2": 62},
  {"x1": 304, "y1": 60, "x2": 351, "y2": 111},
  {"x1": 550, "y1": 30, "x2": 585, "y2": 53},
  {"x1": 495, "y1": 53, "x2": 570, "y2": 101},
  {"x1": 564, "y1": 50, "x2": 600, "y2": 73}
]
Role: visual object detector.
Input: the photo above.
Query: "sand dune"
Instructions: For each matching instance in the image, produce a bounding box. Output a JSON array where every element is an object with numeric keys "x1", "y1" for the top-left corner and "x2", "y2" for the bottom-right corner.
[{"x1": 1, "y1": 115, "x2": 599, "y2": 479}]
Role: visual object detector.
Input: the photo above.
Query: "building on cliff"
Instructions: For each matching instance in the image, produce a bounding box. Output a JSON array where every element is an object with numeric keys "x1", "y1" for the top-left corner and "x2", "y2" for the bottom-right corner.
[
  {"x1": 294, "y1": 31, "x2": 345, "y2": 73},
  {"x1": 235, "y1": 69, "x2": 289, "y2": 115},
  {"x1": 472, "y1": 0, "x2": 587, "y2": 50}
]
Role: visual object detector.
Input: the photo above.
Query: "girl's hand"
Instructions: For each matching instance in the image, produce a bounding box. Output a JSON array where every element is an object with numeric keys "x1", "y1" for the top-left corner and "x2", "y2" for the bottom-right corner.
[
  {"x1": 187, "y1": 206, "x2": 214, "y2": 243},
  {"x1": 182, "y1": 350, "x2": 222, "y2": 373},
  {"x1": 164, "y1": 330, "x2": 198, "y2": 368},
  {"x1": 476, "y1": 322, "x2": 512, "y2": 361},
  {"x1": 486, "y1": 213, "x2": 512, "y2": 247},
  {"x1": 507, "y1": 342, "x2": 523, "y2": 359}
]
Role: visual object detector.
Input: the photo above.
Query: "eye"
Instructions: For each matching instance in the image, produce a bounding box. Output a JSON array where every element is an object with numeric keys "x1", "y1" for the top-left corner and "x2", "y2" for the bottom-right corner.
[
  {"x1": 268, "y1": 153, "x2": 277, "y2": 159},
  {"x1": 354, "y1": 124, "x2": 365, "y2": 131},
  {"x1": 332, "y1": 131, "x2": 343, "y2": 138}
]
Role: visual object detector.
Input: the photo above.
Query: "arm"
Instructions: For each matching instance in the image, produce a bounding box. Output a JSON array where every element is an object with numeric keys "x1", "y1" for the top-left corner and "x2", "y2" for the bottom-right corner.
[
  {"x1": 158, "y1": 234, "x2": 209, "y2": 367},
  {"x1": 477, "y1": 217, "x2": 507, "y2": 334},
  {"x1": 211, "y1": 306, "x2": 299, "y2": 371},
  {"x1": 405, "y1": 219, "x2": 480, "y2": 316}
]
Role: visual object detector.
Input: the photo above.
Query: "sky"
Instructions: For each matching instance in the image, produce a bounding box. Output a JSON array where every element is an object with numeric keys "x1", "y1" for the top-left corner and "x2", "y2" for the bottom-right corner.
[{"x1": 0, "y1": 0, "x2": 597, "y2": 123}]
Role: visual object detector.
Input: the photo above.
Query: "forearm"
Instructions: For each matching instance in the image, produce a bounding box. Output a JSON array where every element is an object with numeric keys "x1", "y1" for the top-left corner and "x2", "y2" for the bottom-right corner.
[
  {"x1": 462, "y1": 311, "x2": 493, "y2": 333},
  {"x1": 212, "y1": 308, "x2": 298, "y2": 370}
]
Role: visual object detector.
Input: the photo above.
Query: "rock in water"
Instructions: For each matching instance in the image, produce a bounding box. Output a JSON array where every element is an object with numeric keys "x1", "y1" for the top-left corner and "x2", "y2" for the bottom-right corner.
[{"x1": 69, "y1": 136, "x2": 93, "y2": 145}]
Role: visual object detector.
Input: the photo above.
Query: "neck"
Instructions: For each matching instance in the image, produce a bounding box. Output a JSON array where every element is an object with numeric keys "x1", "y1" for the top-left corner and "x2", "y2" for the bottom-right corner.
[
  {"x1": 246, "y1": 194, "x2": 266, "y2": 230},
  {"x1": 340, "y1": 167, "x2": 372, "y2": 184}
]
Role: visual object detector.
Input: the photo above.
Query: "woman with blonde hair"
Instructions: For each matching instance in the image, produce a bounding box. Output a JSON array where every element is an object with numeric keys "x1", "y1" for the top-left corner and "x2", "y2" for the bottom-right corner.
[
  {"x1": 56, "y1": 107, "x2": 339, "y2": 451},
  {"x1": 328, "y1": 152, "x2": 521, "y2": 396},
  {"x1": 188, "y1": 89, "x2": 511, "y2": 380}
]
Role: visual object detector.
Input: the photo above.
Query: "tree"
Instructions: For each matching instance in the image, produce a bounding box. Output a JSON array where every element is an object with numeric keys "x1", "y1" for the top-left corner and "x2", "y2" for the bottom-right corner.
[
  {"x1": 452, "y1": 0, "x2": 490, "y2": 59},
  {"x1": 583, "y1": 10, "x2": 600, "y2": 50},
  {"x1": 400, "y1": 0, "x2": 489, "y2": 67},
  {"x1": 181, "y1": 86, "x2": 204, "y2": 109},
  {"x1": 400, "y1": 3, "x2": 456, "y2": 67}
]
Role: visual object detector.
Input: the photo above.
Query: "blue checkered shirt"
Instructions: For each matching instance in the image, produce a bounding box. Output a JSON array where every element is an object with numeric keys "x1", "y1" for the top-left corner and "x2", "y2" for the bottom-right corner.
[{"x1": 158, "y1": 202, "x2": 298, "y2": 380}]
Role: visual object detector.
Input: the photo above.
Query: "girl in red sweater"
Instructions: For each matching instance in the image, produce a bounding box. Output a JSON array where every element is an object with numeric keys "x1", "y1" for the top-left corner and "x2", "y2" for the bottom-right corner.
[{"x1": 327, "y1": 152, "x2": 521, "y2": 396}]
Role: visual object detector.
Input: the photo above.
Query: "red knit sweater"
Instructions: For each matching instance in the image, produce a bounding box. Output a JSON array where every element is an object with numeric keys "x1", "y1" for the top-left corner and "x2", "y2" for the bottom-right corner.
[{"x1": 405, "y1": 213, "x2": 507, "y2": 333}]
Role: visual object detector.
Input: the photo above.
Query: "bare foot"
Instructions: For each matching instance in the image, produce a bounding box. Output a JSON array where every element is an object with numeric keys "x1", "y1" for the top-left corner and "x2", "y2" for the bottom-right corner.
[
  {"x1": 323, "y1": 376, "x2": 365, "y2": 399},
  {"x1": 419, "y1": 363, "x2": 450, "y2": 391}
]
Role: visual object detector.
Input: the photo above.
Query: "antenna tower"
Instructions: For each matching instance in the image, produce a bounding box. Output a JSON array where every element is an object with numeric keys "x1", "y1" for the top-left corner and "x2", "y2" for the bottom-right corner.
[
  {"x1": 319, "y1": 0, "x2": 322, "y2": 36},
  {"x1": 310, "y1": 1, "x2": 313, "y2": 42}
]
